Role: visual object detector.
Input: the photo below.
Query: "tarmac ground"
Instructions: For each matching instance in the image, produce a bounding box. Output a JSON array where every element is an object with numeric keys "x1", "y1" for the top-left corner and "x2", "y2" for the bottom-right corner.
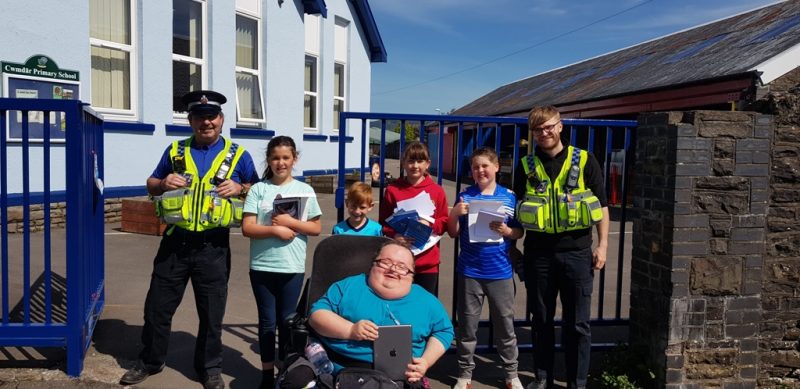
[{"x1": 0, "y1": 163, "x2": 632, "y2": 388}]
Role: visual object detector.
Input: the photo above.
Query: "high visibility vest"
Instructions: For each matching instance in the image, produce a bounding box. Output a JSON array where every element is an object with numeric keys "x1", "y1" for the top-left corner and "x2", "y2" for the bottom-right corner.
[
  {"x1": 154, "y1": 136, "x2": 246, "y2": 231},
  {"x1": 516, "y1": 146, "x2": 603, "y2": 233}
]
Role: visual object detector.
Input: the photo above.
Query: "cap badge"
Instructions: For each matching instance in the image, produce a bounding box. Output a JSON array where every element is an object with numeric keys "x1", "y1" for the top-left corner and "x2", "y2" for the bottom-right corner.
[{"x1": 200, "y1": 95, "x2": 208, "y2": 104}]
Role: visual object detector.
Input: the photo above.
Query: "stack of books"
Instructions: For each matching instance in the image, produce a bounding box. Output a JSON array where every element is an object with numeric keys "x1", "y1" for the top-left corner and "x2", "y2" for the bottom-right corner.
[{"x1": 385, "y1": 209, "x2": 433, "y2": 251}]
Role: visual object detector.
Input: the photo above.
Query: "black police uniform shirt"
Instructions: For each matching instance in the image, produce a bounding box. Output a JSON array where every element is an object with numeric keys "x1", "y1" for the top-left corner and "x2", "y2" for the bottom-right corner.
[{"x1": 513, "y1": 143, "x2": 608, "y2": 252}]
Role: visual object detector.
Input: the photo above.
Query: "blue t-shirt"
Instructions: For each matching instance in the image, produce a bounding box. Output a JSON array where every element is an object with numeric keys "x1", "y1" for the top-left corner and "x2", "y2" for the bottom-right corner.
[
  {"x1": 150, "y1": 136, "x2": 259, "y2": 184},
  {"x1": 243, "y1": 179, "x2": 322, "y2": 273},
  {"x1": 310, "y1": 273, "x2": 454, "y2": 363},
  {"x1": 456, "y1": 184, "x2": 521, "y2": 280},
  {"x1": 332, "y1": 219, "x2": 383, "y2": 237}
]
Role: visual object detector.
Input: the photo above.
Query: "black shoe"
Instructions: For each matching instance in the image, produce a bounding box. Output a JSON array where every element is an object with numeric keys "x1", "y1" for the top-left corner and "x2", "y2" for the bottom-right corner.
[
  {"x1": 120, "y1": 362, "x2": 164, "y2": 385},
  {"x1": 203, "y1": 373, "x2": 225, "y2": 389}
]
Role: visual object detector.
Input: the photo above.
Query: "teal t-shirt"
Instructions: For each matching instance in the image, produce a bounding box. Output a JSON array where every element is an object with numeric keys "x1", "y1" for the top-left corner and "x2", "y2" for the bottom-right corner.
[
  {"x1": 243, "y1": 179, "x2": 322, "y2": 273},
  {"x1": 332, "y1": 218, "x2": 383, "y2": 237},
  {"x1": 310, "y1": 273, "x2": 454, "y2": 363}
]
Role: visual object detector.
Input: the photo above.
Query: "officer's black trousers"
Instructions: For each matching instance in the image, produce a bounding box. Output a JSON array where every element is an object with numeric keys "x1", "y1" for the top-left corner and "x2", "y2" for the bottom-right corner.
[
  {"x1": 523, "y1": 247, "x2": 593, "y2": 389},
  {"x1": 139, "y1": 227, "x2": 231, "y2": 379}
]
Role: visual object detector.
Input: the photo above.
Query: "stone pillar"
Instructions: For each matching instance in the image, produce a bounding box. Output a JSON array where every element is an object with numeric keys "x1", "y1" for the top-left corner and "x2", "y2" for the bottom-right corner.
[
  {"x1": 630, "y1": 111, "x2": 771, "y2": 388},
  {"x1": 759, "y1": 84, "x2": 800, "y2": 386}
]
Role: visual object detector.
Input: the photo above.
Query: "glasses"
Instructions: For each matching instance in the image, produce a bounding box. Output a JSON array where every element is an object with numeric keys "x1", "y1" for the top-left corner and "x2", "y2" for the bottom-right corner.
[
  {"x1": 373, "y1": 258, "x2": 414, "y2": 276},
  {"x1": 532, "y1": 121, "x2": 560, "y2": 134}
]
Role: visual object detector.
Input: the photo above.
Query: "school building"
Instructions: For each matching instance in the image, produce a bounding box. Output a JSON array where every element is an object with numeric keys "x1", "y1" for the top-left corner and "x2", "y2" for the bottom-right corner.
[{"x1": 0, "y1": 0, "x2": 386, "y2": 198}]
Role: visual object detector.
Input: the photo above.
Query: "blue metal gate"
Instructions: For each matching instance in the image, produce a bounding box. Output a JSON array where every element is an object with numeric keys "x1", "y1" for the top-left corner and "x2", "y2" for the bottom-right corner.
[
  {"x1": 336, "y1": 112, "x2": 636, "y2": 351},
  {"x1": 0, "y1": 98, "x2": 105, "y2": 376}
]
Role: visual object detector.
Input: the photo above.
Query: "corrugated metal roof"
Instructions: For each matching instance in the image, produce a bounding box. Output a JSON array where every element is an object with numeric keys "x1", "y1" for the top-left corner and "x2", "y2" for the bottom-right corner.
[{"x1": 454, "y1": 1, "x2": 800, "y2": 117}]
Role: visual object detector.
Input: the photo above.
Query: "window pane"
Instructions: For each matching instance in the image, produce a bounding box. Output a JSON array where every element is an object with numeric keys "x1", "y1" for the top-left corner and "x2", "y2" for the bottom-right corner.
[
  {"x1": 236, "y1": 15, "x2": 258, "y2": 69},
  {"x1": 173, "y1": 61, "x2": 202, "y2": 111},
  {"x1": 334, "y1": 63, "x2": 344, "y2": 97},
  {"x1": 304, "y1": 56, "x2": 317, "y2": 92},
  {"x1": 333, "y1": 99, "x2": 343, "y2": 129},
  {"x1": 173, "y1": 0, "x2": 203, "y2": 58},
  {"x1": 304, "y1": 95, "x2": 316, "y2": 128},
  {"x1": 91, "y1": 46, "x2": 131, "y2": 109},
  {"x1": 90, "y1": 0, "x2": 131, "y2": 44},
  {"x1": 236, "y1": 72, "x2": 263, "y2": 120}
]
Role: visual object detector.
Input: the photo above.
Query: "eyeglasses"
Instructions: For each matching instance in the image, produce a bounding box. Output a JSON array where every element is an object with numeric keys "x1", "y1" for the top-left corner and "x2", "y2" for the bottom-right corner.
[
  {"x1": 373, "y1": 258, "x2": 414, "y2": 276},
  {"x1": 532, "y1": 121, "x2": 560, "y2": 134}
]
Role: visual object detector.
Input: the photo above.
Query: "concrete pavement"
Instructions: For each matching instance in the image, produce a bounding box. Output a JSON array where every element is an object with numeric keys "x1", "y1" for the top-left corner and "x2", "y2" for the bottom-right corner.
[{"x1": 0, "y1": 170, "x2": 632, "y2": 388}]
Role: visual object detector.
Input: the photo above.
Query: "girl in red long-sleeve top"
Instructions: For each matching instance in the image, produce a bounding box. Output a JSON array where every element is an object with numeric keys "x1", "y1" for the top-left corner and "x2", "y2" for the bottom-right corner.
[{"x1": 379, "y1": 141, "x2": 449, "y2": 296}]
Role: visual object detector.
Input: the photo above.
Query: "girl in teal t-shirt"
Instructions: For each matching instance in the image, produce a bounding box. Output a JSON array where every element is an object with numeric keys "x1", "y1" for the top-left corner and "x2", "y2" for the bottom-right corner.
[{"x1": 242, "y1": 136, "x2": 322, "y2": 389}]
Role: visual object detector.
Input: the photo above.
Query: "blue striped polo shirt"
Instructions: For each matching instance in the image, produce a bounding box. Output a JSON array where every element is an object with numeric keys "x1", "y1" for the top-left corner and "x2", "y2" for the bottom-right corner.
[{"x1": 456, "y1": 184, "x2": 521, "y2": 280}]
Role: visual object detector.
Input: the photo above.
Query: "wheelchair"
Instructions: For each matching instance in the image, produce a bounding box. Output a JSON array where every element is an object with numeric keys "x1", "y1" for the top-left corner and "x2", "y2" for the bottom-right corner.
[
  {"x1": 279, "y1": 235, "x2": 393, "y2": 387},
  {"x1": 285, "y1": 234, "x2": 391, "y2": 354}
]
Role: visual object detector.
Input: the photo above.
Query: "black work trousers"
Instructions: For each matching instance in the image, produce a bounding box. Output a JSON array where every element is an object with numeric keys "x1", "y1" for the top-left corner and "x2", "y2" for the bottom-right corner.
[
  {"x1": 523, "y1": 246, "x2": 593, "y2": 389},
  {"x1": 139, "y1": 227, "x2": 231, "y2": 380}
]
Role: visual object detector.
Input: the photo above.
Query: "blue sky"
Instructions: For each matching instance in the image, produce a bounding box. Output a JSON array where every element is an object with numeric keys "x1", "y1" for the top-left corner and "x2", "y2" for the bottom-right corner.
[{"x1": 368, "y1": 0, "x2": 779, "y2": 115}]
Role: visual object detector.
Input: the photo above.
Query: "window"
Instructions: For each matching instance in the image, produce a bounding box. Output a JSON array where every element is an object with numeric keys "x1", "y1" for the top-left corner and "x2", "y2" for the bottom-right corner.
[
  {"x1": 557, "y1": 68, "x2": 597, "y2": 90},
  {"x1": 598, "y1": 54, "x2": 651, "y2": 79},
  {"x1": 304, "y1": 14, "x2": 320, "y2": 132},
  {"x1": 235, "y1": 13, "x2": 264, "y2": 124},
  {"x1": 663, "y1": 34, "x2": 728, "y2": 64},
  {"x1": 750, "y1": 15, "x2": 800, "y2": 43},
  {"x1": 173, "y1": 0, "x2": 206, "y2": 114},
  {"x1": 333, "y1": 20, "x2": 348, "y2": 132},
  {"x1": 304, "y1": 55, "x2": 318, "y2": 130},
  {"x1": 333, "y1": 63, "x2": 345, "y2": 131},
  {"x1": 90, "y1": 0, "x2": 135, "y2": 117}
]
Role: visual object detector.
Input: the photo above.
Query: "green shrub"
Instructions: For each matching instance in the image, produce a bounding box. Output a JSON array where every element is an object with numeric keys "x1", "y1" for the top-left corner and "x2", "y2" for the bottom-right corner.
[
  {"x1": 591, "y1": 343, "x2": 656, "y2": 389},
  {"x1": 597, "y1": 372, "x2": 639, "y2": 389}
]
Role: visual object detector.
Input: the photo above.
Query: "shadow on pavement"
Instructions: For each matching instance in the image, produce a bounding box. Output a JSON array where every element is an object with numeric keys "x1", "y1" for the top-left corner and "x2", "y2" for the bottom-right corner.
[{"x1": 91, "y1": 319, "x2": 261, "y2": 387}]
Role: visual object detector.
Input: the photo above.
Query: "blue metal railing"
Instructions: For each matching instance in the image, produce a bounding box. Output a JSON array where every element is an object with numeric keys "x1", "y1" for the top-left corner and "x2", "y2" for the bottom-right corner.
[
  {"x1": 337, "y1": 112, "x2": 636, "y2": 351},
  {"x1": 0, "y1": 98, "x2": 105, "y2": 376}
]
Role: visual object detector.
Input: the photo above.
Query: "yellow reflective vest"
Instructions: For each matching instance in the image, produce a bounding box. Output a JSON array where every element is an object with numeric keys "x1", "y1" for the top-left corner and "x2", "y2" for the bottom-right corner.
[
  {"x1": 155, "y1": 137, "x2": 246, "y2": 231},
  {"x1": 516, "y1": 146, "x2": 603, "y2": 233}
]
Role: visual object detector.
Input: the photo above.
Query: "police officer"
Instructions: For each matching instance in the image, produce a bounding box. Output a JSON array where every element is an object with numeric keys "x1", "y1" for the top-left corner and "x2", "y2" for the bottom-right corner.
[
  {"x1": 120, "y1": 90, "x2": 260, "y2": 389},
  {"x1": 513, "y1": 106, "x2": 609, "y2": 389}
]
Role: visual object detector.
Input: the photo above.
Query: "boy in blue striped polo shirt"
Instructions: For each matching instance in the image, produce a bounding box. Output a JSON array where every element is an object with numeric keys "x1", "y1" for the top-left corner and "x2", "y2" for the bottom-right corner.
[{"x1": 447, "y1": 147, "x2": 525, "y2": 389}]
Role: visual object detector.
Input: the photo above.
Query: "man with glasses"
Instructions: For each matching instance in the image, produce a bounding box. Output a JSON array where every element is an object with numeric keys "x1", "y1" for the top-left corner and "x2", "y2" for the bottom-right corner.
[
  {"x1": 308, "y1": 241, "x2": 454, "y2": 387},
  {"x1": 513, "y1": 106, "x2": 610, "y2": 389},
  {"x1": 120, "y1": 90, "x2": 260, "y2": 389}
]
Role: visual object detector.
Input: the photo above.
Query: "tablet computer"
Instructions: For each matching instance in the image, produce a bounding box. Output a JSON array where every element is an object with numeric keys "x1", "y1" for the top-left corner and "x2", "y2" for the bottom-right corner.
[{"x1": 373, "y1": 325, "x2": 412, "y2": 381}]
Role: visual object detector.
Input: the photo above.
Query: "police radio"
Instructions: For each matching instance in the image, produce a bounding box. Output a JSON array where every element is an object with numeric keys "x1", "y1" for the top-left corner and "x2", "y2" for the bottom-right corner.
[
  {"x1": 172, "y1": 155, "x2": 186, "y2": 173},
  {"x1": 211, "y1": 149, "x2": 236, "y2": 186},
  {"x1": 211, "y1": 163, "x2": 230, "y2": 186},
  {"x1": 171, "y1": 155, "x2": 193, "y2": 186}
]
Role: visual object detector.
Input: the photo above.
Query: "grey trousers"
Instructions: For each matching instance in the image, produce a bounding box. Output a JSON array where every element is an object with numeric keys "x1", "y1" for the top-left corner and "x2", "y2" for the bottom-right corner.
[{"x1": 456, "y1": 276, "x2": 519, "y2": 380}]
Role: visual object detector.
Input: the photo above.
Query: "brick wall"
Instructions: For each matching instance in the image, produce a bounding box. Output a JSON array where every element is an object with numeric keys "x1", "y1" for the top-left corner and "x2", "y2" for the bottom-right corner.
[{"x1": 631, "y1": 110, "x2": 772, "y2": 388}]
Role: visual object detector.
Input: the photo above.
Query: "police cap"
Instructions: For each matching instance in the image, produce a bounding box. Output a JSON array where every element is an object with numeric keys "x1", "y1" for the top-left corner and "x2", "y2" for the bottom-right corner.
[{"x1": 181, "y1": 90, "x2": 227, "y2": 116}]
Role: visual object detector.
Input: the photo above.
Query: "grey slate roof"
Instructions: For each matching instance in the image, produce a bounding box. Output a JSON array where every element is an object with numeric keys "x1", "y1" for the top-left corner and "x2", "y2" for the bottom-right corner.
[{"x1": 454, "y1": 0, "x2": 800, "y2": 117}]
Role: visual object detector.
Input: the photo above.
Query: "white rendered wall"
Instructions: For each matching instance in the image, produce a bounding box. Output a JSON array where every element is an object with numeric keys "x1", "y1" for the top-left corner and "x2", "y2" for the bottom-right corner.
[
  {"x1": 0, "y1": 0, "x2": 376, "y2": 194},
  {"x1": 0, "y1": 2, "x2": 90, "y2": 193}
]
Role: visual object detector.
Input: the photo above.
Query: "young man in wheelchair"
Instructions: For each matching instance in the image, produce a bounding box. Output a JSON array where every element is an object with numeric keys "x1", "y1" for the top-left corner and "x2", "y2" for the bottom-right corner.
[{"x1": 287, "y1": 240, "x2": 454, "y2": 387}]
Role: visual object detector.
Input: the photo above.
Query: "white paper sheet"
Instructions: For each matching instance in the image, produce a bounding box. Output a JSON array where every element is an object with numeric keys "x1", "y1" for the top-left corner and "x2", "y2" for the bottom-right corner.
[
  {"x1": 395, "y1": 191, "x2": 435, "y2": 223},
  {"x1": 411, "y1": 234, "x2": 442, "y2": 255},
  {"x1": 467, "y1": 200, "x2": 505, "y2": 243},
  {"x1": 475, "y1": 209, "x2": 505, "y2": 240}
]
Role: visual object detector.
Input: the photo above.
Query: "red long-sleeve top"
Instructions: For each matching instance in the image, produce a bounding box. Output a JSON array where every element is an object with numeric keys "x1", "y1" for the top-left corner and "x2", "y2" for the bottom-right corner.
[{"x1": 379, "y1": 175, "x2": 449, "y2": 274}]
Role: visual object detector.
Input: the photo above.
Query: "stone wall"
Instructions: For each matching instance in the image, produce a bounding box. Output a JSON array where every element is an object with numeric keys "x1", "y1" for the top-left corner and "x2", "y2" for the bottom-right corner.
[
  {"x1": 753, "y1": 69, "x2": 800, "y2": 386},
  {"x1": 631, "y1": 110, "x2": 772, "y2": 388},
  {"x1": 2, "y1": 198, "x2": 123, "y2": 234}
]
